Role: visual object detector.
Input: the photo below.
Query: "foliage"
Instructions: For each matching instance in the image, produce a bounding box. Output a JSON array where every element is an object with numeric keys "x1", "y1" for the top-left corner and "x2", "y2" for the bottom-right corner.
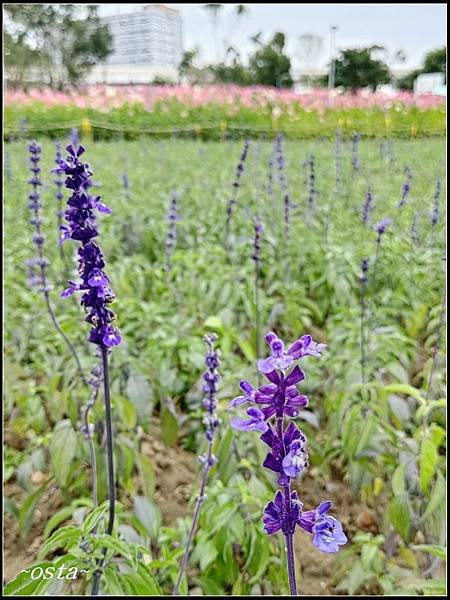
[
  {"x1": 3, "y1": 134, "x2": 446, "y2": 595},
  {"x1": 333, "y1": 47, "x2": 391, "y2": 92},
  {"x1": 4, "y1": 4, "x2": 112, "y2": 89},
  {"x1": 398, "y1": 47, "x2": 447, "y2": 90},
  {"x1": 248, "y1": 32, "x2": 293, "y2": 88}
]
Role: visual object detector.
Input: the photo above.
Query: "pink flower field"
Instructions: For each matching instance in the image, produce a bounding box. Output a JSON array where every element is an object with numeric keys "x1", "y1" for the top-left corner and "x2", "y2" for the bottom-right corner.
[{"x1": 5, "y1": 84, "x2": 445, "y2": 113}]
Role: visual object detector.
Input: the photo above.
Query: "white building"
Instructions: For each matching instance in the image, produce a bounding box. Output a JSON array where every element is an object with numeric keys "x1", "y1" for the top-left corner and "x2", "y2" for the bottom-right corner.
[{"x1": 88, "y1": 5, "x2": 183, "y2": 84}]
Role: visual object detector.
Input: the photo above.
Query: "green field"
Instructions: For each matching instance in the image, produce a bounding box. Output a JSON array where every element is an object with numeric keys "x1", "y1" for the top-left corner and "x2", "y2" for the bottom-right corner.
[{"x1": 4, "y1": 136, "x2": 446, "y2": 595}]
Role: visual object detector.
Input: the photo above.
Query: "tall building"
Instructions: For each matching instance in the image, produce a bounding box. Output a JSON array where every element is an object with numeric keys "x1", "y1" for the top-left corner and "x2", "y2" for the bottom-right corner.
[{"x1": 88, "y1": 5, "x2": 183, "y2": 84}]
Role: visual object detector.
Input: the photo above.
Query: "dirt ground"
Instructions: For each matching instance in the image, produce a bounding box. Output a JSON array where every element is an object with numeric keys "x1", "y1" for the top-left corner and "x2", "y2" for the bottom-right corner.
[{"x1": 4, "y1": 434, "x2": 377, "y2": 595}]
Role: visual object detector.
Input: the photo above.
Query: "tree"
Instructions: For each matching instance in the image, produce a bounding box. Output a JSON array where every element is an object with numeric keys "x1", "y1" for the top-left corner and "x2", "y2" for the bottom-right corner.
[
  {"x1": 249, "y1": 32, "x2": 293, "y2": 88},
  {"x1": 4, "y1": 4, "x2": 112, "y2": 89},
  {"x1": 332, "y1": 47, "x2": 390, "y2": 92},
  {"x1": 422, "y1": 47, "x2": 446, "y2": 79},
  {"x1": 210, "y1": 46, "x2": 253, "y2": 85}
]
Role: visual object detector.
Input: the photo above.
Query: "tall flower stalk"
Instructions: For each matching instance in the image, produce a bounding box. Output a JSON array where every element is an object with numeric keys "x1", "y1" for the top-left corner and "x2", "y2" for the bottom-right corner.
[
  {"x1": 431, "y1": 178, "x2": 441, "y2": 228},
  {"x1": 275, "y1": 133, "x2": 291, "y2": 239},
  {"x1": 425, "y1": 285, "x2": 446, "y2": 405},
  {"x1": 165, "y1": 191, "x2": 179, "y2": 277},
  {"x1": 229, "y1": 332, "x2": 347, "y2": 595},
  {"x1": 351, "y1": 132, "x2": 361, "y2": 174},
  {"x1": 173, "y1": 334, "x2": 221, "y2": 595},
  {"x1": 225, "y1": 138, "x2": 250, "y2": 252},
  {"x1": 397, "y1": 166, "x2": 412, "y2": 209},
  {"x1": 252, "y1": 217, "x2": 263, "y2": 362},
  {"x1": 359, "y1": 258, "x2": 370, "y2": 383},
  {"x1": 26, "y1": 141, "x2": 86, "y2": 383},
  {"x1": 307, "y1": 154, "x2": 316, "y2": 214},
  {"x1": 55, "y1": 143, "x2": 121, "y2": 596},
  {"x1": 362, "y1": 186, "x2": 374, "y2": 226}
]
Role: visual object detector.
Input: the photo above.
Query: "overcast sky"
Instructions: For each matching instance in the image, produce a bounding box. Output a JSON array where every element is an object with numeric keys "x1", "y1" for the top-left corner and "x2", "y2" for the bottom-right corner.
[{"x1": 97, "y1": 3, "x2": 446, "y2": 71}]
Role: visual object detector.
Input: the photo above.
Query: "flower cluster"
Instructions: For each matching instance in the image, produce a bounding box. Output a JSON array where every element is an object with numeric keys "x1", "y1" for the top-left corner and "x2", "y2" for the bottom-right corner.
[
  {"x1": 374, "y1": 217, "x2": 391, "y2": 236},
  {"x1": 165, "y1": 191, "x2": 180, "y2": 273},
  {"x1": 362, "y1": 186, "x2": 374, "y2": 225},
  {"x1": 275, "y1": 133, "x2": 291, "y2": 238},
  {"x1": 397, "y1": 166, "x2": 413, "y2": 209},
  {"x1": 360, "y1": 257, "x2": 370, "y2": 284},
  {"x1": 431, "y1": 178, "x2": 441, "y2": 227},
  {"x1": 225, "y1": 139, "x2": 250, "y2": 246},
  {"x1": 56, "y1": 144, "x2": 121, "y2": 348},
  {"x1": 252, "y1": 218, "x2": 263, "y2": 265},
  {"x1": 200, "y1": 334, "x2": 221, "y2": 464},
  {"x1": 307, "y1": 154, "x2": 316, "y2": 212},
  {"x1": 26, "y1": 141, "x2": 50, "y2": 292},
  {"x1": 229, "y1": 331, "x2": 347, "y2": 553}
]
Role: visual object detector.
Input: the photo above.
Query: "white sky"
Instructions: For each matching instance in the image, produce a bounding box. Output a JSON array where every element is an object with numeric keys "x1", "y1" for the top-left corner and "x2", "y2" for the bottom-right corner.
[{"x1": 97, "y1": 3, "x2": 447, "y2": 71}]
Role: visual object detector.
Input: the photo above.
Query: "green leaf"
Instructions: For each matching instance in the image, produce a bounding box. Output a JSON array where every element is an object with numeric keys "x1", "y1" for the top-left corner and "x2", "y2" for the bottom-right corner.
[
  {"x1": 126, "y1": 372, "x2": 153, "y2": 420},
  {"x1": 421, "y1": 471, "x2": 446, "y2": 522},
  {"x1": 391, "y1": 464, "x2": 406, "y2": 497},
  {"x1": 18, "y1": 482, "x2": 47, "y2": 538},
  {"x1": 134, "y1": 496, "x2": 160, "y2": 541},
  {"x1": 82, "y1": 503, "x2": 110, "y2": 535},
  {"x1": 387, "y1": 494, "x2": 411, "y2": 542},
  {"x1": 361, "y1": 543, "x2": 378, "y2": 570},
  {"x1": 3, "y1": 561, "x2": 53, "y2": 596},
  {"x1": 419, "y1": 437, "x2": 438, "y2": 493},
  {"x1": 50, "y1": 420, "x2": 77, "y2": 488},
  {"x1": 136, "y1": 453, "x2": 155, "y2": 498},
  {"x1": 43, "y1": 506, "x2": 75, "y2": 539},
  {"x1": 38, "y1": 525, "x2": 80, "y2": 559},
  {"x1": 160, "y1": 404, "x2": 178, "y2": 446},
  {"x1": 204, "y1": 315, "x2": 224, "y2": 333},
  {"x1": 4, "y1": 496, "x2": 19, "y2": 518},
  {"x1": 412, "y1": 544, "x2": 446, "y2": 560},
  {"x1": 383, "y1": 384, "x2": 425, "y2": 406}
]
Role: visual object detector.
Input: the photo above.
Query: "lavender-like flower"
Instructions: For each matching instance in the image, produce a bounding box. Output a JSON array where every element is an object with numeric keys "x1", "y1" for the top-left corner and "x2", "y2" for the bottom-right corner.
[
  {"x1": 397, "y1": 167, "x2": 412, "y2": 209},
  {"x1": 375, "y1": 217, "x2": 392, "y2": 237},
  {"x1": 351, "y1": 132, "x2": 361, "y2": 173},
  {"x1": 225, "y1": 138, "x2": 250, "y2": 251},
  {"x1": 26, "y1": 141, "x2": 86, "y2": 382},
  {"x1": 307, "y1": 154, "x2": 316, "y2": 213},
  {"x1": 275, "y1": 133, "x2": 291, "y2": 239},
  {"x1": 229, "y1": 331, "x2": 346, "y2": 595},
  {"x1": 56, "y1": 145, "x2": 121, "y2": 348},
  {"x1": 55, "y1": 143, "x2": 120, "y2": 596},
  {"x1": 252, "y1": 218, "x2": 263, "y2": 360},
  {"x1": 165, "y1": 191, "x2": 180, "y2": 276},
  {"x1": 173, "y1": 334, "x2": 221, "y2": 595},
  {"x1": 122, "y1": 172, "x2": 131, "y2": 203},
  {"x1": 431, "y1": 179, "x2": 441, "y2": 227},
  {"x1": 362, "y1": 186, "x2": 374, "y2": 226},
  {"x1": 359, "y1": 258, "x2": 370, "y2": 383}
]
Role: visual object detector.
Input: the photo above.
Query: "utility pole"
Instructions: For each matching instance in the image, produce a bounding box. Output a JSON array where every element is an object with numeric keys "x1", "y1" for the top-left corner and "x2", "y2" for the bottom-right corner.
[{"x1": 328, "y1": 25, "x2": 338, "y2": 90}]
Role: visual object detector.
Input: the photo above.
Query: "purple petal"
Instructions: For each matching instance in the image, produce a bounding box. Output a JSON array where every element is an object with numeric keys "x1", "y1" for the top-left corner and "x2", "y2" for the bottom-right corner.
[
  {"x1": 257, "y1": 356, "x2": 277, "y2": 374},
  {"x1": 285, "y1": 365, "x2": 305, "y2": 386},
  {"x1": 228, "y1": 395, "x2": 247, "y2": 408},
  {"x1": 287, "y1": 339, "x2": 305, "y2": 359}
]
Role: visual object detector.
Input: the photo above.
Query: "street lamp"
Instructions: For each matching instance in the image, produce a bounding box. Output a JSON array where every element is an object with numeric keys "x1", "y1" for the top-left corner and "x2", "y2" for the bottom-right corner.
[{"x1": 328, "y1": 25, "x2": 338, "y2": 90}]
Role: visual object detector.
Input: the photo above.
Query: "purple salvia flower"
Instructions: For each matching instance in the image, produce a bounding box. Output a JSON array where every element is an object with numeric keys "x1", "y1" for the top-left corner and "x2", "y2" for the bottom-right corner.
[
  {"x1": 360, "y1": 258, "x2": 370, "y2": 383},
  {"x1": 225, "y1": 138, "x2": 250, "y2": 250},
  {"x1": 56, "y1": 144, "x2": 121, "y2": 348},
  {"x1": 275, "y1": 133, "x2": 291, "y2": 239},
  {"x1": 431, "y1": 179, "x2": 441, "y2": 227},
  {"x1": 351, "y1": 132, "x2": 361, "y2": 173},
  {"x1": 267, "y1": 153, "x2": 274, "y2": 200},
  {"x1": 307, "y1": 154, "x2": 316, "y2": 213},
  {"x1": 397, "y1": 166, "x2": 412, "y2": 209},
  {"x1": 374, "y1": 217, "x2": 391, "y2": 236},
  {"x1": 173, "y1": 334, "x2": 221, "y2": 595},
  {"x1": 165, "y1": 191, "x2": 180, "y2": 275},
  {"x1": 362, "y1": 186, "x2": 374, "y2": 226},
  {"x1": 229, "y1": 329, "x2": 346, "y2": 594}
]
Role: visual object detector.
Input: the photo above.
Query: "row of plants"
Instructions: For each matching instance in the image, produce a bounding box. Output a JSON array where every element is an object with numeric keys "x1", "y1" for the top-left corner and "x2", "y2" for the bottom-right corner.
[{"x1": 4, "y1": 99, "x2": 446, "y2": 141}]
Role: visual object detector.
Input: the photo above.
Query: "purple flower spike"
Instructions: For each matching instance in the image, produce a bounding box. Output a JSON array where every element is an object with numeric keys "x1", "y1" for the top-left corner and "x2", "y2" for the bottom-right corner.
[
  {"x1": 231, "y1": 407, "x2": 268, "y2": 433},
  {"x1": 57, "y1": 143, "x2": 121, "y2": 348},
  {"x1": 230, "y1": 329, "x2": 346, "y2": 593}
]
